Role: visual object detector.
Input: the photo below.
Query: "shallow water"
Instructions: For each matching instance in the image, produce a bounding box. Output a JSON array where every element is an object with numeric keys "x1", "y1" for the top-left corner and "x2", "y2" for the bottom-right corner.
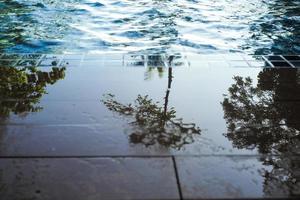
[
  {"x1": 0, "y1": 54, "x2": 300, "y2": 198},
  {"x1": 0, "y1": 0, "x2": 300, "y2": 54}
]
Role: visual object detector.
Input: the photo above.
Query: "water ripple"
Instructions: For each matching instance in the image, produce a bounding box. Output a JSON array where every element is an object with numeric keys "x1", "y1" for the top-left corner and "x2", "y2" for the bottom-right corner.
[{"x1": 0, "y1": 0, "x2": 299, "y2": 54}]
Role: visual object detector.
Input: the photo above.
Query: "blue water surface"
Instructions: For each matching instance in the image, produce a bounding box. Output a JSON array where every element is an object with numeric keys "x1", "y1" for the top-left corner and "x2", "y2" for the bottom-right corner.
[{"x1": 0, "y1": 0, "x2": 299, "y2": 54}]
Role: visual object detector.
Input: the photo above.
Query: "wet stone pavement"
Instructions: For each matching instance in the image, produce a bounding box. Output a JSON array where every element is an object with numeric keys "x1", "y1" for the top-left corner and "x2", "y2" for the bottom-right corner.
[{"x1": 0, "y1": 53, "x2": 300, "y2": 199}]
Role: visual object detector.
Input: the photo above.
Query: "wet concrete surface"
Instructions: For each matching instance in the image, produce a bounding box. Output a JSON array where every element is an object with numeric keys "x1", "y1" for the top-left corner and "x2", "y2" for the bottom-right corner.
[
  {"x1": 176, "y1": 156, "x2": 300, "y2": 199},
  {"x1": 0, "y1": 157, "x2": 179, "y2": 200},
  {"x1": 0, "y1": 53, "x2": 300, "y2": 199}
]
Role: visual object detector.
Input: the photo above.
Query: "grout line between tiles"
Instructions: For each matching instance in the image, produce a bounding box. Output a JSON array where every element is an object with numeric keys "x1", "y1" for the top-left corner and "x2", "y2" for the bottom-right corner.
[
  {"x1": 172, "y1": 156, "x2": 183, "y2": 200},
  {"x1": 0, "y1": 154, "x2": 287, "y2": 159},
  {"x1": 280, "y1": 55, "x2": 296, "y2": 68}
]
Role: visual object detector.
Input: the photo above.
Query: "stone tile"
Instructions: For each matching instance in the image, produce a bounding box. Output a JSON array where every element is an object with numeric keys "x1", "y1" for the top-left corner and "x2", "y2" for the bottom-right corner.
[
  {"x1": 270, "y1": 61, "x2": 294, "y2": 68},
  {"x1": 282, "y1": 56, "x2": 300, "y2": 66},
  {"x1": 85, "y1": 53, "x2": 123, "y2": 60},
  {"x1": 63, "y1": 54, "x2": 84, "y2": 60},
  {"x1": 201, "y1": 54, "x2": 225, "y2": 61},
  {"x1": 43, "y1": 54, "x2": 64, "y2": 60},
  {"x1": 247, "y1": 60, "x2": 265, "y2": 68},
  {"x1": 176, "y1": 156, "x2": 300, "y2": 199},
  {"x1": 2, "y1": 118, "x2": 299, "y2": 157},
  {"x1": 122, "y1": 54, "x2": 188, "y2": 68},
  {"x1": 0, "y1": 59, "x2": 18, "y2": 67},
  {"x1": 0, "y1": 54, "x2": 24, "y2": 60},
  {"x1": 81, "y1": 59, "x2": 124, "y2": 67},
  {"x1": 263, "y1": 55, "x2": 285, "y2": 62},
  {"x1": 38, "y1": 57, "x2": 62, "y2": 67},
  {"x1": 185, "y1": 53, "x2": 208, "y2": 61},
  {"x1": 0, "y1": 125, "x2": 161, "y2": 156},
  {"x1": 187, "y1": 60, "x2": 210, "y2": 68},
  {"x1": 124, "y1": 59, "x2": 149, "y2": 67},
  {"x1": 228, "y1": 60, "x2": 250, "y2": 67},
  {"x1": 241, "y1": 55, "x2": 263, "y2": 61},
  {"x1": 60, "y1": 58, "x2": 82, "y2": 67},
  {"x1": 0, "y1": 123, "x2": 249, "y2": 156},
  {"x1": 283, "y1": 55, "x2": 300, "y2": 61},
  {"x1": 21, "y1": 54, "x2": 44, "y2": 60},
  {"x1": 0, "y1": 157, "x2": 179, "y2": 200},
  {"x1": 290, "y1": 61, "x2": 300, "y2": 68},
  {"x1": 0, "y1": 101, "x2": 120, "y2": 125},
  {"x1": 224, "y1": 54, "x2": 244, "y2": 61},
  {"x1": 36, "y1": 54, "x2": 84, "y2": 68},
  {"x1": 16, "y1": 59, "x2": 41, "y2": 67},
  {"x1": 208, "y1": 60, "x2": 230, "y2": 68}
]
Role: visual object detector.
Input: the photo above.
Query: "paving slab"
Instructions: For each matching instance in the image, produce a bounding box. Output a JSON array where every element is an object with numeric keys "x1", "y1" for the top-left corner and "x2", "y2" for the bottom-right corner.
[
  {"x1": 176, "y1": 156, "x2": 300, "y2": 199},
  {"x1": 0, "y1": 157, "x2": 179, "y2": 200},
  {"x1": 0, "y1": 125, "x2": 169, "y2": 156}
]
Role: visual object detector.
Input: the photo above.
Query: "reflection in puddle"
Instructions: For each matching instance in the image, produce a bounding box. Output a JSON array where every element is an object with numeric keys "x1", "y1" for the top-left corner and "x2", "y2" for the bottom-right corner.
[
  {"x1": 222, "y1": 68, "x2": 300, "y2": 196},
  {"x1": 222, "y1": 68, "x2": 300, "y2": 154},
  {"x1": 126, "y1": 54, "x2": 186, "y2": 68},
  {"x1": 262, "y1": 155, "x2": 300, "y2": 197},
  {"x1": 0, "y1": 57, "x2": 66, "y2": 120},
  {"x1": 0, "y1": 53, "x2": 300, "y2": 198},
  {"x1": 102, "y1": 66, "x2": 201, "y2": 149}
]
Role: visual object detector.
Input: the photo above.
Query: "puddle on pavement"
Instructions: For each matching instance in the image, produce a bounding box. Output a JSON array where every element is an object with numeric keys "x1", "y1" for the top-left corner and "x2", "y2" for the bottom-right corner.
[{"x1": 0, "y1": 54, "x2": 299, "y2": 198}]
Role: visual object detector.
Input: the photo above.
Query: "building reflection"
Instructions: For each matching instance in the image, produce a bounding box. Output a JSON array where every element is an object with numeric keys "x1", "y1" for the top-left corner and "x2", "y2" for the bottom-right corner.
[
  {"x1": 0, "y1": 55, "x2": 66, "y2": 121},
  {"x1": 102, "y1": 55, "x2": 200, "y2": 149},
  {"x1": 222, "y1": 67, "x2": 300, "y2": 196}
]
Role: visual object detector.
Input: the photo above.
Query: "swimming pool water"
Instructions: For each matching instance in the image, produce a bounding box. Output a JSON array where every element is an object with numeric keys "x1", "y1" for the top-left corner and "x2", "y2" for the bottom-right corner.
[{"x1": 0, "y1": 0, "x2": 299, "y2": 54}]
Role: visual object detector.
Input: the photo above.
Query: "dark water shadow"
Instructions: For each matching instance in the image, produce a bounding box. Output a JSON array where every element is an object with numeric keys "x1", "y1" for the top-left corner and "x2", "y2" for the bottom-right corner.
[{"x1": 222, "y1": 67, "x2": 300, "y2": 196}]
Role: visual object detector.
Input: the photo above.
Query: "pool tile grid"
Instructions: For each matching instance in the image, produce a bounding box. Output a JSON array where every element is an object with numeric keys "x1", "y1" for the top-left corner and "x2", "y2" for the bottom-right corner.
[{"x1": 1, "y1": 53, "x2": 300, "y2": 68}]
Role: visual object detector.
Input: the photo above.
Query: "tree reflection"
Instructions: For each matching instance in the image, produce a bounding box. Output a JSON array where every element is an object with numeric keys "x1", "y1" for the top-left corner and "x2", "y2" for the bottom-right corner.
[
  {"x1": 0, "y1": 60, "x2": 65, "y2": 120},
  {"x1": 262, "y1": 155, "x2": 300, "y2": 197},
  {"x1": 222, "y1": 69, "x2": 300, "y2": 154},
  {"x1": 102, "y1": 62, "x2": 200, "y2": 149},
  {"x1": 222, "y1": 68, "x2": 300, "y2": 196}
]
